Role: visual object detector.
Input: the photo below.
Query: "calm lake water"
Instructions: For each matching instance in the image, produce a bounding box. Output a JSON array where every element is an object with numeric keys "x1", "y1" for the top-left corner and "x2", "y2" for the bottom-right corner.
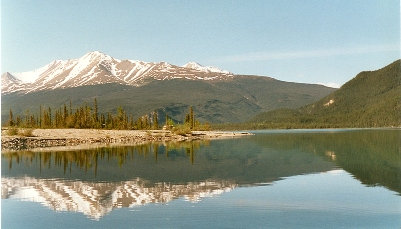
[{"x1": 2, "y1": 129, "x2": 401, "y2": 228}]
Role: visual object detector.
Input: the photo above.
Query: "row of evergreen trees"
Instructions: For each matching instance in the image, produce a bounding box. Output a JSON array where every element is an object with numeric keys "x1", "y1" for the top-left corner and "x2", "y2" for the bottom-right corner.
[
  {"x1": 6, "y1": 99, "x2": 162, "y2": 130},
  {"x1": 6, "y1": 99, "x2": 209, "y2": 130}
]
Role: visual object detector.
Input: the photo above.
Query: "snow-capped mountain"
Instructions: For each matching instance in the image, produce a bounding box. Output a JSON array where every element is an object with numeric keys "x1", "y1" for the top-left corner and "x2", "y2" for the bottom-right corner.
[
  {"x1": 1, "y1": 51, "x2": 233, "y2": 94},
  {"x1": 2, "y1": 176, "x2": 236, "y2": 220},
  {"x1": 182, "y1": 62, "x2": 230, "y2": 74},
  {"x1": 1, "y1": 72, "x2": 24, "y2": 93}
]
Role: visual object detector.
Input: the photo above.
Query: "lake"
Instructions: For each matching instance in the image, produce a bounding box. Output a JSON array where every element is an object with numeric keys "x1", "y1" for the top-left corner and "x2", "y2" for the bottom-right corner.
[{"x1": 2, "y1": 129, "x2": 401, "y2": 228}]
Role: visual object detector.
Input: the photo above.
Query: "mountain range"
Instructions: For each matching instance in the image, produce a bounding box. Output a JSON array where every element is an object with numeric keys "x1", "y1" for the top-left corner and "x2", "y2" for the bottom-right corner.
[
  {"x1": 1, "y1": 51, "x2": 335, "y2": 123},
  {"x1": 2, "y1": 51, "x2": 233, "y2": 94}
]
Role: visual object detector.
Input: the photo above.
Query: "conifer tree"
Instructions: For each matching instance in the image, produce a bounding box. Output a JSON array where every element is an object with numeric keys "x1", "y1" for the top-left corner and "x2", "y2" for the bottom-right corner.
[
  {"x1": 39, "y1": 105, "x2": 42, "y2": 128},
  {"x1": 152, "y1": 111, "x2": 159, "y2": 129},
  {"x1": 106, "y1": 113, "x2": 112, "y2": 129},
  {"x1": 24, "y1": 109, "x2": 30, "y2": 127},
  {"x1": 190, "y1": 106, "x2": 195, "y2": 129},
  {"x1": 69, "y1": 100, "x2": 72, "y2": 115},
  {"x1": 8, "y1": 108, "x2": 14, "y2": 126},
  {"x1": 16, "y1": 116, "x2": 21, "y2": 126},
  {"x1": 136, "y1": 117, "x2": 143, "y2": 130},
  {"x1": 143, "y1": 115, "x2": 150, "y2": 129},
  {"x1": 129, "y1": 114, "x2": 134, "y2": 129},
  {"x1": 100, "y1": 114, "x2": 106, "y2": 128},
  {"x1": 48, "y1": 107, "x2": 52, "y2": 127},
  {"x1": 94, "y1": 98, "x2": 99, "y2": 123},
  {"x1": 63, "y1": 104, "x2": 68, "y2": 127},
  {"x1": 185, "y1": 113, "x2": 190, "y2": 125}
]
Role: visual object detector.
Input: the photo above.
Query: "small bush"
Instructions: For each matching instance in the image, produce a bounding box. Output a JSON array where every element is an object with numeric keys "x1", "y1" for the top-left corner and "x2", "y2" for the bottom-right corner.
[
  {"x1": 20, "y1": 129, "x2": 34, "y2": 137},
  {"x1": 7, "y1": 128, "x2": 19, "y2": 136},
  {"x1": 173, "y1": 124, "x2": 192, "y2": 136}
]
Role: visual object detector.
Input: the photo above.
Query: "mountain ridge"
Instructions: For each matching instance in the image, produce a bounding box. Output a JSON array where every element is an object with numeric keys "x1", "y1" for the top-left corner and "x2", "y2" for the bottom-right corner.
[
  {"x1": 247, "y1": 59, "x2": 401, "y2": 128},
  {"x1": 2, "y1": 51, "x2": 233, "y2": 94},
  {"x1": 2, "y1": 51, "x2": 336, "y2": 123}
]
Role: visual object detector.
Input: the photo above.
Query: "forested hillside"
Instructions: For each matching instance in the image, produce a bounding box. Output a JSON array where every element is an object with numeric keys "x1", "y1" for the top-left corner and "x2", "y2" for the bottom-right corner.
[
  {"x1": 229, "y1": 60, "x2": 400, "y2": 129},
  {"x1": 300, "y1": 59, "x2": 401, "y2": 127}
]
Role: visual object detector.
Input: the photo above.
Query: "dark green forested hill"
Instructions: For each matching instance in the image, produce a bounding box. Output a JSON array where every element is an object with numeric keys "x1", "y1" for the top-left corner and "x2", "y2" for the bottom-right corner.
[
  {"x1": 245, "y1": 60, "x2": 401, "y2": 128},
  {"x1": 1, "y1": 75, "x2": 334, "y2": 124}
]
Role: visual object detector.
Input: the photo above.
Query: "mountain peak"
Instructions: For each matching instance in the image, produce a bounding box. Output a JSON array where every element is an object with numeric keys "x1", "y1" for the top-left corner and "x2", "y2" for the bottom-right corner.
[
  {"x1": 2, "y1": 72, "x2": 20, "y2": 82},
  {"x1": 1, "y1": 72, "x2": 25, "y2": 93},
  {"x1": 183, "y1": 61, "x2": 203, "y2": 68},
  {"x1": 182, "y1": 62, "x2": 230, "y2": 74},
  {"x1": 84, "y1": 50, "x2": 106, "y2": 57},
  {"x1": 81, "y1": 51, "x2": 114, "y2": 61},
  {"x1": 2, "y1": 53, "x2": 234, "y2": 94}
]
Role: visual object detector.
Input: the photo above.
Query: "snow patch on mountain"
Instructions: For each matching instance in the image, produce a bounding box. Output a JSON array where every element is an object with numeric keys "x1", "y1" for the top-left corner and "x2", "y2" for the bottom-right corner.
[
  {"x1": 182, "y1": 62, "x2": 230, "y2": 74},
  {"x1": 2, "y1": 51, "x2": 234, "y2": 94},
  {"x1": 13, "y1": 61, "x2": 57, "y2": 83},
  {"x1": 317, "y1": 82, "x2": 341, "y2": 88}
]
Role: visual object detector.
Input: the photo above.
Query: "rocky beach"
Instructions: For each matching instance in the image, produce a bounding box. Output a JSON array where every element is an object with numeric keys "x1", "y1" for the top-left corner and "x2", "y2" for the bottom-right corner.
[{"x1": 1, "y1": 128, "x2": 252, "y2": 151}]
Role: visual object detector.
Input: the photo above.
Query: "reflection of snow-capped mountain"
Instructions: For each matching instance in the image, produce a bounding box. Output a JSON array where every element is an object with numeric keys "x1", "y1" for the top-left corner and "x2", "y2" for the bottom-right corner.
[{"x1": 2, "y1": 177, "x2": 237, "y2": 220}]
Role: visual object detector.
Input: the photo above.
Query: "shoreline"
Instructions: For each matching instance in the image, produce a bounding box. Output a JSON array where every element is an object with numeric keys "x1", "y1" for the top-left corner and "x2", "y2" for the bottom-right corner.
[{"x1": 1, "y1": 128, "x2": 252, "y2": 152}]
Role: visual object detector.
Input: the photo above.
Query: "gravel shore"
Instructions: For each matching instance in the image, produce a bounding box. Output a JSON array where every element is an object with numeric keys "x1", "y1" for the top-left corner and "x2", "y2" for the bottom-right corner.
[{"x1": 1, "y1": 128, "x2": 252, "y2": 151}]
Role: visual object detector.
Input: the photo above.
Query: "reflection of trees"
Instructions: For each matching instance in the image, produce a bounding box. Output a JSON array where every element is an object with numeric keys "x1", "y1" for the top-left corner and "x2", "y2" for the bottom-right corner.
[
  {"x1": 3, "y1": 130, "x2": 398, "y2": 194},
  {"x1": 3, "y1": 141, "x2": 206, "y2": 176},
  {"x1": 2, "y1": 138, "x2": 334, "y2": 185},
  {"x1": 250, "y1": 130, "x2": 401, "y2": 194}
]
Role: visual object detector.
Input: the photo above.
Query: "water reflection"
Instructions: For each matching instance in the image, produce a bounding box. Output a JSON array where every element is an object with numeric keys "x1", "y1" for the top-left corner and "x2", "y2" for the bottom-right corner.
[
  {"x1": 249, "y1": 129, "x2": 401, "y2": 194},
  {"x1": 2, "y1": 177, "x2": 235, "y2": 220},
  {"x1": 2, "y1": 140, "x2": 334, "y2": 184},
  {"x1": 2, "y1": 129, "x2": 400, "y2": 220},
  {"x1": 2, "y1": 139, "x2": 336, "y2": 219},
  {"x1": 3, "y1": 141, "x2": 200, "y2": 178}
]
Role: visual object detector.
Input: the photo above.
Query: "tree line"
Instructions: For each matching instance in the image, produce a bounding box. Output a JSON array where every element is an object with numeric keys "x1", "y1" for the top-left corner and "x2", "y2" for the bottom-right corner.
[
  {"x1": 6, "y1": 99, "x2": 209, "y2": 130},
  {"x1": 6, "y1": 99, "x2": 158, "y2": 129}
]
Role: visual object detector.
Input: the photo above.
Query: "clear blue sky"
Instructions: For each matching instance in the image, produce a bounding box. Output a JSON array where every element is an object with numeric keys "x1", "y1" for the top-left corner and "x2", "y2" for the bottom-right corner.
[{"x1": 1, "y1": 0, "x2": 399, "y2": 87}]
